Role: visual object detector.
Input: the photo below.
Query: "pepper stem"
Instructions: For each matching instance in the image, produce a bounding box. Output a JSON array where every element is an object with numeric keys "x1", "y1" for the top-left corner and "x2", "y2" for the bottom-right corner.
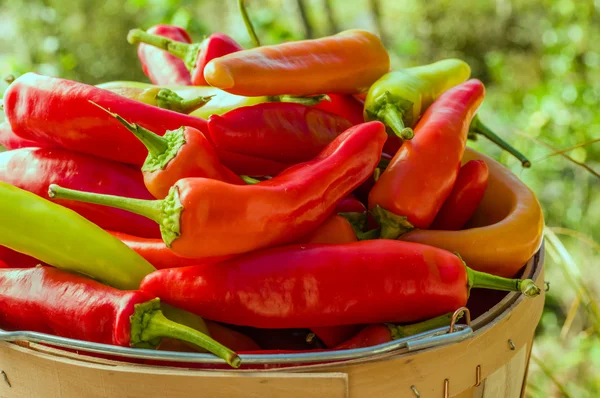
[
  {"x1": 470, "y1": 115, "x2": 531, "y2": 168},
  {"x1": 88, "y1": 101, "x2": 168, "y2": 157},
  {"x1": 369, "y1": 205, "x2": 414, "y2": 239},
  {"x1": 155, "y1": 89, "x2": 213, "y2": 114},
  {"x1": 388, "y1": 312, "x2": 454, "y2": 340},
  {"x1": 467, "y1": 266, "x2": 541, "y2": 297},
  {"x1": 377, "y1": 103, "x2": 414, "y2": 140},
  {"x1": 238, "y1": 0, "x2": 260, "y2": 47},
  {"x1": 48, "y1": 184, "x2": 163, "y2": 222},
  {"x1": 268, "y1": 94, "x2": 331, "y2": 106},
  {"x1": 240, "y1": 175, "x2": 260, "y2": 184},
  {"x1": 130, "y1": 299, "x2": 240, "y2": 368},
  {"x1": 48, "y1": 184, "x2": 182, "y2": 247},
  {"x1": 127, "y1": 29, "x2": 191, "y2": 60}
]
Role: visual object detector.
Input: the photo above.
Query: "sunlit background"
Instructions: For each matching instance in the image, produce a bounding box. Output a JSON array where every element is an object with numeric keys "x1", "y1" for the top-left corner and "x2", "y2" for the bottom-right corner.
[{"x1": 0, "y1": 0, "x2": 599, "y2": 395}]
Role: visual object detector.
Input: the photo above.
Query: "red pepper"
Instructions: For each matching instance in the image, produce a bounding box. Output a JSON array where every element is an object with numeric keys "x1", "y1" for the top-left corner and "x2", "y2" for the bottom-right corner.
[
  {"x1": 0, "y1": 246, "x2": 43, "y2": 268},
  {"x1": 205, "y1": 320, "x2": 261, "y2": 352},
  {"x1": 430, "y1": 159, "x2": 489, "y2": 230},
  {"x1": 129, "y1": 29, "x2": 243, "y2": 86},
  {"x1": 3, "y1": 73, "x2": 209, "y2": 166},
  {"x1": 310, "y1": 325, "x2": 362, "y2": 348},
  {"x1": 108, "y1": 231, "x2": 235, "y2": 270},
  {"x1": 91, "y1": 102, "x2": 243, "y2": 199},
  {"x1": 207, "y1": 102, "x2": 352, "y2": 164},
  {"x1": 334, "y1": 313, "x2": 453, "y2": 349},
  {"x1": 139, "y1": 240, "x2": 540, "y2": 328},
  {"x1": 334, "y1": 195, "x2": 366, "y2": 213},
  {"x1": 301, "y1": 215, "x2": 357, "y2": 245},
  {"x1": 0, "y1": 260, "x2": 7, "y2": 268},
  {"x1": 0, "y1": 121, "x2": 51, "y2": 150},
  {"x1": 0, "y1": 148, "x2": 159, "y2": 238},
  {"x1": 215, "y1": 149, "x2": 289, "y2": 177},
  {"x1": 313, "y1": 94, "x2": 365, "y2": 125},
  {"x1": 369, "y1": 79, "x2": 485, "y2": 237},
  {"x1": 137, "y1": 25, "x2": 193, "y2": 86},
  {"x1": 0, "y1": 267, "x2": 240, "y2": 367},
  {"x1": 49, "y1": 122, "x2": 387, "y2": 258}
]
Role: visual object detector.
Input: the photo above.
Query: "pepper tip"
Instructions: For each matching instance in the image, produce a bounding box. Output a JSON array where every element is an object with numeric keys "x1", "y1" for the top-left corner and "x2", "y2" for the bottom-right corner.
[{"x1": 520, "y1": 279, "x2": 541, "y2": 297}]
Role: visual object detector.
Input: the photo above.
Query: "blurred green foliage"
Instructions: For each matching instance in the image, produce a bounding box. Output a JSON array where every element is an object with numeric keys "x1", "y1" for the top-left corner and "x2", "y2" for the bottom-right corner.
[{"x1": 0, "y1": 0, "x2": 598, "y2": 395}]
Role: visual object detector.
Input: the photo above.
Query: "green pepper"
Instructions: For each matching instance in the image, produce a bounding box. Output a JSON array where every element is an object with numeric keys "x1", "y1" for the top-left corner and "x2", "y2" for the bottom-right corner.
[
  {"x1": 0, "y1": 181, "x2": 156, "y2": 289},
  {"x1": 364, "y1": 58, "x2": 472, "y2": 138},
  {"x1": 364, "y1": 59, "x2": 530, "y2": 167},
  {"x1": 96, "y1": 81, "x2": 328, "y2": 119}
]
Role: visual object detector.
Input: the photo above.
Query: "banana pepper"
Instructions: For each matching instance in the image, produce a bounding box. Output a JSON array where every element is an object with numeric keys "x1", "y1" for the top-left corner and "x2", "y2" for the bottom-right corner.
[{"x1": 400, "y1": 147, "x2": 544, "y2": 278}]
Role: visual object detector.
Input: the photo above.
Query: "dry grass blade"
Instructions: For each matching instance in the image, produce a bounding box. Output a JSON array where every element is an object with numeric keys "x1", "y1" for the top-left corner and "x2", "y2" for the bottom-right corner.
[
  {"x1": 512, "y1": 130, "x2": 600, "y2": 179},
  {"x1": 530, "y1": 354, "x2": 573, "y2": 398},
  {"x1": 560, "y1": 296, "x2": 580, "y2": 340},
  {"x1": 549, "y1": 227, "x2": 600, "y2": 253},
  {"x1": 532, "y1": 137, "x2": 600, "y2": 163},
  {"x1": 544, "y1": 228, "x2": 600, "y2": 332}
]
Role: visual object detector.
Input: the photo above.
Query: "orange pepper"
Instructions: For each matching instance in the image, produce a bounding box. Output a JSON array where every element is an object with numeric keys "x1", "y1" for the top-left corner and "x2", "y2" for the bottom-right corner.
[
  {"x1": 203, "y1": 30, "x2": 390, "y2": 96},
  {"x1": 400, "y1": 147, "x2": 544, "y2": 278}
]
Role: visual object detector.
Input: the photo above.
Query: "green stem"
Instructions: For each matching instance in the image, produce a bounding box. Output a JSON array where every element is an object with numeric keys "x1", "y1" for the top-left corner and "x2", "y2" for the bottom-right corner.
[
  {"x1": 470, "y1": 114, "x2": 531, "y2": 168},
  {"x1": 377, "y1": 104, "x2": 414, "y2": 140},
  {"x1": 155, "y1": 89, "x2": 213, "y2": 114},
  {"x1": 269, "y1": 94, "x2": 331, "y2": 106},
  {"x1": 356, "y1": 228, "x2": 380, "y2": 241},
  {"x1": 48, "y1": 184, "x2": 163, "y2": 222},
  {"x1": 240, "y1": 175, "x2": 260, "y2": 184},
  {"x1": 238, "y1": 0, "x2": 260, "y2": 47},
  {"x1": 369, "y1": 205, "x2": 414, "y2": 239},
  {"x1": 130, "y1": 299, "x2": 240, "y2": 368},
  {"x1": 127, "y1": 29, "x2": 191, "y2": 60},
  {"x1": 388, "y1": 312, "x2": 454, "y2": 339},
  {"x1": 467, "y1": 267, "x2": 541, "y2": 297},
  {"x1": 88, "y1": 101, "x2": 168, "y2": 157},
  {"x1": 48, "y1": 184, "x2": 183, "y2": 247}
]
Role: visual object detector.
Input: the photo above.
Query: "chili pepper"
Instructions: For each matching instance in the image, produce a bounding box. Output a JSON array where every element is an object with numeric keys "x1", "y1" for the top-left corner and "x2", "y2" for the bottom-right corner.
[
  {"x1": 334, "y1": 195, "x2": 366, "y2": 213},
  {"x1": 368, "y1": 79, "x2": 485, "y2": 237},
  {"x1": 0, "y1": 260, "x2": 7, "y2": 268},
  {"x1": 205, "y1": 320, "x2": 261, "y2": 352},
  {"x1": 0, "y1": 246, "x2": 43, "y2": 268},
  {"x1": 364, "y1": 58, "x2": 471, "y2": 138},
  {"x1": 0, "y1": 121, "x2": 51, "y2": 150},
  {"x1": 313, "y1": 94, "x2": 365, "y2": 125},
  {"x1": 48, "y1": 121, "x2": 387, "y2": 258},
  {"x1": 430, "y1": 160, "x2": 489, "y2": 231},
  {"x1": 301, "y1": 215, "x2": 357, "y2": 245},
  {"x1": 309, "y1": 325, "x2": 362, "y2": 348},
  {"x1": 137, "y1": 24, "x2": 193, "y2": 86},
  {"x1": 139, "y1": 240, "x2": 541, "y2": 328},
  {"x1": 334, "y1": 313, "x2": 453, "y2": 350},
  {"x1": 207, "y1": 102, "x2": 353, "y2": 164},
  {"x1": 192, "y1": 30, "x2": 390, "y2": 96},
  {"x1": 400, "y1": 147, "x2": 544, "y2": 277},
  {"x1": 90, "y1": 102, "x2": 244, "y2": 199},
  {"x1": 128, "y1": 29, "x2": 243, "y2": 86},
  {"x1": 93, "y1": 86, "x2": 212, "y2": 114},
  {"x1": 215, "y1": 149, "x2": 290, "y2": 177},
  {"x1": 0, "y1": 181, "x2": 155, "y2": 289},
  {"x1": 3, "y1": 73, "x2": 209, "y2": 166},
  {"x1": 0, "y1": 148, "x2": 160, "y2": 238},
  {"x1": 96, "y1": 81, "x2": 329, "y2": 120},
  {"x1": 108, "y1": 231, "x2": 235, "y2": 270},
  {"x1": 0, "y1": 267, "x2": 240, "y2": 367}
]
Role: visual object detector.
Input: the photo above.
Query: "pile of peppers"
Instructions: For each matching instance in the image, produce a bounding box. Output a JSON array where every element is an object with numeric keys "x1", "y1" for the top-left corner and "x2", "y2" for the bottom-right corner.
[{"x1": 0, "y1": 2, "x2": 544, "y2": 369}]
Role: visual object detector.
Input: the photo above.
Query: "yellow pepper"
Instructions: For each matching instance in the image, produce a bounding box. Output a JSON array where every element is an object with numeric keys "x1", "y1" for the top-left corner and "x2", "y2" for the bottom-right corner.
[
  {"x1": 400, "y1": 147, "x2": 544, "y2": 278},
  {"x1": 96, "y1": 81, "x2": 325, "y2": 119}
]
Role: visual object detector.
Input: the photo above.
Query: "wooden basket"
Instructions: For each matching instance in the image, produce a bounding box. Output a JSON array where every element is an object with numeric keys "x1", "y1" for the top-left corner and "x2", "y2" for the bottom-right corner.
[{"x1": 0, "y1": 245, "x2": 545, "y2": 398}]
